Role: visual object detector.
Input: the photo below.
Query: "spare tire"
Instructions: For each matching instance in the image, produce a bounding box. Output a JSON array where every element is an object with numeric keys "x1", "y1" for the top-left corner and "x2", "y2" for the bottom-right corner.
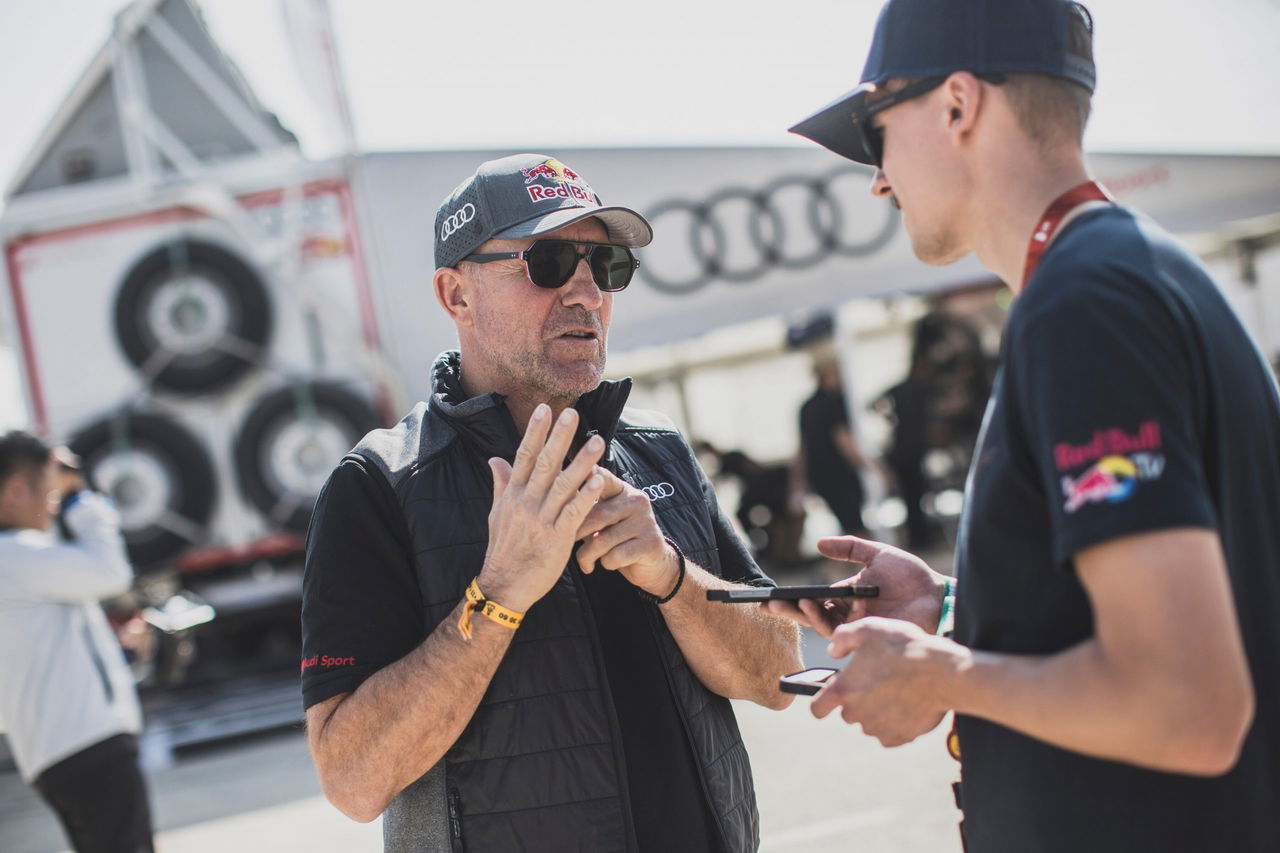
[
  {"x1": 69, "y1": 412, "x2": 216, "y2": 570},
  {"x1": 234, "y1": 382, "x2": 378, "y2": 533},
  {"x1": 114, "y1": 239, "x2": 272, "y2": 393}
]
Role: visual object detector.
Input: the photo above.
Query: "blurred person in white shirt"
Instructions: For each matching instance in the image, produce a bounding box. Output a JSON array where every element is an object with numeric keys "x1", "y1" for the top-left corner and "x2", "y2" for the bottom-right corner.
[{"x1": 0, "y1": 430, "x2": 153, "y2": 853}]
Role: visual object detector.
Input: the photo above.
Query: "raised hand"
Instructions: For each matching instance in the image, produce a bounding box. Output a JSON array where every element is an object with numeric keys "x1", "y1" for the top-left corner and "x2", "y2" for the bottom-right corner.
[
  {"x1": 574, "y1": 469, "x2": 680, "y2": 599},
  {"x1": 809, "y1": 616, "x2": 959, "y2": 747},
  {"x1": 764, "y1": 535, "x2": 948, "y2": 636},
  {"x1": 479, "y1": 405, "x2": 606, "y2": 612}
]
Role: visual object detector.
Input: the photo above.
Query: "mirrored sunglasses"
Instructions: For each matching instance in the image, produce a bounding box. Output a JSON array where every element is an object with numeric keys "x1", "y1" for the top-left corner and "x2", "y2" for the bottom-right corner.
[{"x1": 463, "y1": 239, "x2": 640, "y2": 292}]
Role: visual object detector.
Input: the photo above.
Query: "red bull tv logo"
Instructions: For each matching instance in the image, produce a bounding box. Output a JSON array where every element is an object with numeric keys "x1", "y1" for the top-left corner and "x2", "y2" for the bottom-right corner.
[
  {"x1": 521, "y1": 159, "x2": 598, "y2": 205},
  {"x1": 1061, "y1": 451, "x2": 1166, "y2": 514}
]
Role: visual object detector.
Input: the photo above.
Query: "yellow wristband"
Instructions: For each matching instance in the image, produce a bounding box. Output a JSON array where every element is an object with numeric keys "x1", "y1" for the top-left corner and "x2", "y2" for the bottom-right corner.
[{"x1": 457, "y1": 578, "x2": 524, "y2": 640}]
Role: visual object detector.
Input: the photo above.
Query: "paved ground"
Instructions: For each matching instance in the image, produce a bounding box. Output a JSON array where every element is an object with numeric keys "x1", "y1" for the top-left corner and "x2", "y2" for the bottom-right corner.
[
  {"x1": 1, "y1": 643, "x2": 962, "y2": 852},
  {"x1": 2, "y1": 552, "x2": 963, "y2": 852}
]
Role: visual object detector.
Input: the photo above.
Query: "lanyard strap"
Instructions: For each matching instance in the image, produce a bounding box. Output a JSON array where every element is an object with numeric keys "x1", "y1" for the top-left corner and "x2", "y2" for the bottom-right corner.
[{"x1": 1022, "y1": 180, "x2": 1113, "y2": 287}]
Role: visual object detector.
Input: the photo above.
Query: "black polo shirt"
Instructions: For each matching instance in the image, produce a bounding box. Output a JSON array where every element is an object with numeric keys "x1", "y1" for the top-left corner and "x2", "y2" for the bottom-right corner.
[{"x1": 953, "y1": 206, "x2": 1280, "y2": 852}]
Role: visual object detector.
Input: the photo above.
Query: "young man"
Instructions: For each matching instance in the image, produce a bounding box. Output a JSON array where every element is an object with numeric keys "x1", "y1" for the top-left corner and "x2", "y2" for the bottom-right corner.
[
  {"x1": 774, "y1": 1, "x2": 1280, "y2": 851},
  {"x1": 0, "y1": 432, "x2": 153, "y2": 852},
  {"x1": 301, "y1": 154, "x2": 801, "y2": 852}
]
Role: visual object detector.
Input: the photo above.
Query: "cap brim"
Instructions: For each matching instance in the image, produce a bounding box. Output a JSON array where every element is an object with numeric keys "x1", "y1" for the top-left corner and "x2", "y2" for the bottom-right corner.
[
  {"x1": 788, "y1": 84, "x2": 876, "y2": 166},
  {"x1": 495, "y1": 205, "x2": 653, "y2": 248}
]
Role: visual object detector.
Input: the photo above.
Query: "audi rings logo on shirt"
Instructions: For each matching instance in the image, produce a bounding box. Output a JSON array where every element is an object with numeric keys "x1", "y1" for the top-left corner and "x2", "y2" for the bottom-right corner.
[
  {"x1": 642, "y1": 482, "x2": 676, "y2": 501},
  {"x1": 439, "y1": 203, "x2": 476, "y2": 243},
  {"x1": 638, "y1": 167, "x2": 899, "y2": 294}
]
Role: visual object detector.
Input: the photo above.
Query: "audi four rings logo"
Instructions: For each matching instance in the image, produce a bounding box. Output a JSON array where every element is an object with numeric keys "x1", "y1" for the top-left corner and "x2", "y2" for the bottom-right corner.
[
  {"x1": 642, "y1": 482, "x2": 676, "y2": 501},
  {"x1": 638, "y1": 167, "x2": 899, "y2": 294},
  {"x1": 439, "y1": 203, "x2": 476, "y2": 243}
]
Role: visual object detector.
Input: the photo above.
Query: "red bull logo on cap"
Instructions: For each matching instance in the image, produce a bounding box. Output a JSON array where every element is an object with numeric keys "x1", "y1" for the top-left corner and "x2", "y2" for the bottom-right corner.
[
  {"x1": 1061, "y1": 452, "x2": 1165, "y2": 514},
  {"x1": 521, "y1": 158, "x2": 599, "y2": 205}
]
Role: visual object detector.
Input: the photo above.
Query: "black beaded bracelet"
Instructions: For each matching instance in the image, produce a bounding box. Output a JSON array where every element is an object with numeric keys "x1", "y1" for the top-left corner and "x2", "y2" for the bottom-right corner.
[{"x1": 639, "y1": 537, "x2": 686, "y2": 605}]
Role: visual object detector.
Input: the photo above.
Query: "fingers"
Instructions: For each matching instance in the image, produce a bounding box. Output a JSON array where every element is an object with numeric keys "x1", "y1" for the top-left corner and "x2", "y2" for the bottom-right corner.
[
  {"x1": 762, "y1": 599, "x2": 816, "y2": 629},
  {"x1": 796, "y1": 597, "x2": 841, "y2": 638},
  {"x1": 555, "y1": 470, "x2": 604, "y2": 534},
  {"x1": 544, "y1": 435, "x2": 605, "y2": 521},
  {"x1": 595, "y1": 468, "x2": 627, "y2": 499},
  {"x1": 817, "y1": 535, "x2": 885, "y2": 564},
  {"x1": 827, "y1": 622, "x2": 866, "y2": 658},
  {"x1": 574, "y1": 480, "x2": 642, "y2": 540},
  {"x1": 489, "y1": 457, "x2": 512, "y2": 502},
  {"x1": 577, "y1": 513, "x2": 650, "y2": 572},
  {"x1": 810, "y1": 679, "x2": 843, "y2": 720},
  {"x1": 525, "y1": 408, "x2": 580, "y2": 496},
  {"x1": 509, "y1": 404, "x2": 552, "y2": 487}
]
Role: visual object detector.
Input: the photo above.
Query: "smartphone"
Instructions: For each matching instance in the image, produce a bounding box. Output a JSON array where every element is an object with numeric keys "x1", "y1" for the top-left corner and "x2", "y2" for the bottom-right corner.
[
  {"x1": 779, "y1": 667, "x2": 839, "y2": 696},
  {"x1": 706, "y1": 584, "x2": 878, "y2": 603}
]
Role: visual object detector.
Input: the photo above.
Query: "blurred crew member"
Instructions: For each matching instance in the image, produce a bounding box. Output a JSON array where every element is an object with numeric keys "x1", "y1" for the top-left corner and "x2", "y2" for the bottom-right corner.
[
  {"x1": 301, "y1": 154, "x2": 801, "y2": 852},
  {"x1": 774, "y1": 1, "x2": 1280, "y2": 851},
  {"x1": 796, "y1": 356, "x2": 870, "y2": 537},
  {"x1": 0, "y1": 432, "x2": 153, "y2": 852}
]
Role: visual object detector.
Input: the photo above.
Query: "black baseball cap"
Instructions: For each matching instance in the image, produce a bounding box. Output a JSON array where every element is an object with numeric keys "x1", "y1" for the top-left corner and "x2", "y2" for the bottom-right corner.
[
  {"x1": 789, "y1": 0, "x2": 1096, "y2": 165},
  {"x1": 433, "y1": 153, "x2": 653, "y2": 270}
]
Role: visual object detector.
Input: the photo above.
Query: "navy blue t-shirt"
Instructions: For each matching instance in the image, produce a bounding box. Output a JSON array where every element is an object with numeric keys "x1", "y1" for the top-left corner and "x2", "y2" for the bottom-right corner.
[{"x1": 953, "y1": 206, "x2": 1280, "y2": 852}]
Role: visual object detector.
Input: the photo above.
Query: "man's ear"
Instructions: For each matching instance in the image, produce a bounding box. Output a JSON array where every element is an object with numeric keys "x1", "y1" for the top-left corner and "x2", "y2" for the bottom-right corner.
[
  {"x1": 941, "y1": 71, "x2": 985, "y2": 148},
  {"x1": 434, "y1": 266, "x2": 474, "y2": 326},
  {"x1": 0, "y1": 476, "x2": 22, "y2": 525}
]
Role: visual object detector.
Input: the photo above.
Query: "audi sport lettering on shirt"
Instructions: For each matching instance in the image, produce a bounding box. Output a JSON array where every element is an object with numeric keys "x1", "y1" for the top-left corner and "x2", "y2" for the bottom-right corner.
[{"x1": 300, "y1": 653, "x2": 357, "y2": 673}]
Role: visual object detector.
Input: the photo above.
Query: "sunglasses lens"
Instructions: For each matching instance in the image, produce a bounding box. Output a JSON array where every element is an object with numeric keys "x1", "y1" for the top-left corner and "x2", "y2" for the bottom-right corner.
[
  {"x1": 863, "y1": 127, "x2": 883, "y2": 168},
  {"x1": 589, "y1": 246, "x2": 634, "y2": 292},
  {"x1": 525, "y1": 241, "x2": 578, "y2": 289},
  {"x1": 525, "y1": 240, "x2": 634, "y2": 291}
]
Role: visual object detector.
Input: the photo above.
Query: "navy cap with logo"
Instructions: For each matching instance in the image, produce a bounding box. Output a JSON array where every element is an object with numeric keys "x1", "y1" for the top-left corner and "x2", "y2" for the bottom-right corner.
[
  {"x1": 433, "y1": 153, "x2": 654, "y2": 270},
  {"x1": 789, "y1": 0, "x2": 1096, "y2": 165}
]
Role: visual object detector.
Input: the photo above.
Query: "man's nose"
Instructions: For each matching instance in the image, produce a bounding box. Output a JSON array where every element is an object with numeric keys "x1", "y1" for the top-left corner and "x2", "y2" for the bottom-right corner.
[
  {"x1": 560, "y1": 258, "x2": 604, "y2": 309},
  {"x1": 870, "y1": 168, "x2": 893, "y2": 199}
]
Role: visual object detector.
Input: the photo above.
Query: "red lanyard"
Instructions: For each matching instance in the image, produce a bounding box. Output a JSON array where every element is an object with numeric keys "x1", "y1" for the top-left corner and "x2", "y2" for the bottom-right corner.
[{"x1": 1022, "y1": 180, "x2": 1113, "y2": 287}]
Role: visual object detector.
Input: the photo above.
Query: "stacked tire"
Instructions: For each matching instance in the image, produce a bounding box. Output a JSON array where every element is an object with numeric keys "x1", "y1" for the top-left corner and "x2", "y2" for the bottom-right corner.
[{"x1": 76, "y1": 237, "x2": 377, "y2": 569}]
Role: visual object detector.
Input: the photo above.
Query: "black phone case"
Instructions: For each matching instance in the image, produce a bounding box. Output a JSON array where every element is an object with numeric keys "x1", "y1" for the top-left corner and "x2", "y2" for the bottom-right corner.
[{"x1": 706, "y1": 584, "x2": 878, "y2": 602}]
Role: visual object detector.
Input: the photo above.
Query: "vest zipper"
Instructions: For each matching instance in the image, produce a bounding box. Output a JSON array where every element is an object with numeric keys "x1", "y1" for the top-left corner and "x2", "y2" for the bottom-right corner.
[
  {"x1": 645, "y1": 604, "x2": 735, "y2": 853},
  {"x1": 569, "y1": 561, "x2": 639, "y2": 852},
  {"x1": 447, "y1": 785, "x2": 465, "y2": 851}
]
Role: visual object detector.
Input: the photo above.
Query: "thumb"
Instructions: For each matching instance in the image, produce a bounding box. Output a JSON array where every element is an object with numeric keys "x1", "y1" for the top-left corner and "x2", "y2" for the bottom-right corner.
[
  {"x1": 828, "y1": 622, "x2": 866, "y2": 659},
  {"x1": 595, "y1": 467, "x2": 627, "y2": 499},
  {"x1": 489, "y1": 457, "x2": 513, "y2": 502}
]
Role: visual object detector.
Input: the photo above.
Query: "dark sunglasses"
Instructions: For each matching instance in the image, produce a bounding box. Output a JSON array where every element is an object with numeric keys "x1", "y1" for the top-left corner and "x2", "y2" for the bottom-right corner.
[
  {"x1": 463, "y1": 239, "x2": 640, "y2": 292},
  {"x1": 856, "y1": 73, "x2": 1005, "y2": 168}
]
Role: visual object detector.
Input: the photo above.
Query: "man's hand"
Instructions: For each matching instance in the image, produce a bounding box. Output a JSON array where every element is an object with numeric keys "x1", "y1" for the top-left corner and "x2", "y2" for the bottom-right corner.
[
  {"x1": 810, "y1": 616, "x2": 965, "y2": 747},
  {"x1": 480, "y1": 405, "x2": 606, "y2": 612},
  {"x1": 574, "y1": 469, "x2": 679, "y2": 598},
  {"x1": 764, "y1": 536, "x2": 948, "y2": 636}
]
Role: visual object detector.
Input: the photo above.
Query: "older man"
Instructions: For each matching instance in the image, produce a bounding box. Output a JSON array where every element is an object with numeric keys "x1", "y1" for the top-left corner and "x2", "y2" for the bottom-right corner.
[
  {"x1": 301, "y1": 154, "x2": 801, "y2": 852},
  {"x1": 776, "y1": 1, "x2": 1280, "y2": 851}
]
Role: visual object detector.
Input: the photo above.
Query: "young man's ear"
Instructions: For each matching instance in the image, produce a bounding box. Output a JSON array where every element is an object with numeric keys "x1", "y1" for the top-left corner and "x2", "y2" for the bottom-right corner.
[
  {"x1": 433, "y1": 266, "x2": 474, "y2": 327},
  {"x1": 941, "y1": 72, "x2": 984, "y2": 141}
]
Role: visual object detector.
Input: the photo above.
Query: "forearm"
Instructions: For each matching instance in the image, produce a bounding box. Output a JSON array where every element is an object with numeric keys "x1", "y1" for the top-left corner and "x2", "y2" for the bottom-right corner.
[
  {"x1": 947, "y1": 636, "x2": 1253, "y2": 775},
  {"x1": 660, "y1": 563, "x2": 802, "y2": 709},
  {"x1": 309, "y1": 599, "x2": 516, "y2": 821}
]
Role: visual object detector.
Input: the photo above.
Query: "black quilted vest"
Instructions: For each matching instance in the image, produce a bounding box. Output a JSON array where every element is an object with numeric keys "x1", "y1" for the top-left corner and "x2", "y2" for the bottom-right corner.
[{"x1": 365, "y1": 353, "x2": 760, "y2": 853}]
